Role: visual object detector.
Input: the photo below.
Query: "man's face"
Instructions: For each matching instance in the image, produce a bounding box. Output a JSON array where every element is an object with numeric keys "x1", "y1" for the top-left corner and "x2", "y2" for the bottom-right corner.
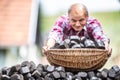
[{"x1": 69, "y1": 11, "x2": 88, "y2": 31}]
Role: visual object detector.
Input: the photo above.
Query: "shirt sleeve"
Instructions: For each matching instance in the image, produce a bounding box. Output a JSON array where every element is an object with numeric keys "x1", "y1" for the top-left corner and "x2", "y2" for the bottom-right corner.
[
  {"x1": 88, "y1": 18, "x2": 110, "y2": 44},
  {"x1": 48, "y1": 15, "x2": 67, "y2": 43}
]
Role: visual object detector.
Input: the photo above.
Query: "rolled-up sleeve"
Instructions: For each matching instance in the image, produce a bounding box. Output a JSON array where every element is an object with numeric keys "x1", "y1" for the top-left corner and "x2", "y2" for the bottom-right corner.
[
  {"x1": 89, "y1": 19, "x2": 110, "y2": 44},
  {"x1": 48, "y1": 15, "x2": 67, "y2": 43},
  {"x1": 48, "y1": 25, "x2": 63, "y2": 43}
]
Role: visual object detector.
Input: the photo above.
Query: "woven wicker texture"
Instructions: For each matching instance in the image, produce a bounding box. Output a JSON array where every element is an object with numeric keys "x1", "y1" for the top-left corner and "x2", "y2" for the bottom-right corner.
[{"x1": 45, "y1": 48, "x2": 109, "y2": 71}]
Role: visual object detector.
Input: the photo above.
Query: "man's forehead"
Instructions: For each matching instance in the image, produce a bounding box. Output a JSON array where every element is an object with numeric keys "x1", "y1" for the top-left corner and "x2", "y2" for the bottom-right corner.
[
  {"x1": 69, "y1": 12, "x2": 85, "y2": 20},
  {"x1": 69, "y1": 8, "x2": 85, "y2": 18},
  {"x1": 68, "y1": 3, "x2": 88, "y2": 17}
]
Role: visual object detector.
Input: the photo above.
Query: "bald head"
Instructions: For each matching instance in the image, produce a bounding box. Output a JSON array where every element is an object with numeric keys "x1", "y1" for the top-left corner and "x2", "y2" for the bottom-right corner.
[{"x1": 68, "y1": 3, "x2": 88, "y2": 17}]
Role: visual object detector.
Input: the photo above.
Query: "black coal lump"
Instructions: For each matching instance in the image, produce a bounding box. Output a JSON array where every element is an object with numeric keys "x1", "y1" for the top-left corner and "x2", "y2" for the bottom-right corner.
[
  {"x1": 80, "y1": 36, "x2": 86, "y2": 43},
  {"x1": 46, "y1": 65, "x2": 55, "y2": 73},
  {"x1": 20, "y1": 66, "x2": 30, "y2": 74},
  {"x1": 32, "y1": 70, "x2": 41, "y2": 79},
  {"x1": 10, "y1": 73, "x2": 23, "y2": 80},
  {"x1": 52, "y1": 71, "x2": 61, "y2": 79},
  {"x1": 55, "y1": 66, "x2": 65, "y2": 72},
  {"x1": 111, "y1": 65, "x2": 120, "y2": 73},
  {"x1": 1, "y1": 75, "x2": 10, "y2": 80},
  {"x1": 77, "y1": 71, "x2": 87, "y2": 79},
  {"x1": 70, "y1": 35, "x2": 80, "y2": 43},
  {"x1": 84, "y1": 39, "x2": 96, "y2": 48},
  {"x1": 71, "y1": 44, "x2": 81, "y2": 48},
  {"x1": 29, "y1": 61, "x2": 36, "y2": 73},
  {"x1": 69, "y1": 40, "x2": 78, "y2": 48},
  {"x1": 95, "y1": 40, "x2": 105, "y2": 49}
]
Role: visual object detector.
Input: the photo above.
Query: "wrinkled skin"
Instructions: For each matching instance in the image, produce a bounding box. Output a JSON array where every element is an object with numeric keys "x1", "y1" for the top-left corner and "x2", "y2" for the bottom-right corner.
[{"x1": 68, "y1": 6, "x2": 88, "y2": 31}]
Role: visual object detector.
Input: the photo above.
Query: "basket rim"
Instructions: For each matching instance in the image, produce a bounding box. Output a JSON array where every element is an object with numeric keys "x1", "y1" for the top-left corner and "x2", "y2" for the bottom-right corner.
[
  {"x1": 46, "y1": 48, "x2": 108, "y2": 57},
  {"x1": 47, "y1": 48, "x2": 108, "y2": 52}
]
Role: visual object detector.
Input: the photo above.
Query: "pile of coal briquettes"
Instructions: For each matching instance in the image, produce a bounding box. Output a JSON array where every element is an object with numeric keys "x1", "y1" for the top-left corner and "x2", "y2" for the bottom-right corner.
[
  {"x1": 0, "y1": 61, "x2": 120, "y2": 80},
  {"x1": 51, "y1": 35, "x2": 105, "y2": 49}
]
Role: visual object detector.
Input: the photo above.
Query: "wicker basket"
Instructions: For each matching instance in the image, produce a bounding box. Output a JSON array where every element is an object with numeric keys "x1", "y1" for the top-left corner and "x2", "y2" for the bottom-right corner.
[{"x1": 45, "y1": 48, "x2": 109, "y2": 71}]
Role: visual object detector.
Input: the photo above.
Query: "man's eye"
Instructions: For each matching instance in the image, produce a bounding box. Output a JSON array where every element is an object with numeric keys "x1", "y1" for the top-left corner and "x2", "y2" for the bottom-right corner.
[
  {"x1": 72, "y1": 19, "x2": 76, "y2": 22},
  {"x1": 79, "y1": 19, "x2": 84, "y2": 22}
]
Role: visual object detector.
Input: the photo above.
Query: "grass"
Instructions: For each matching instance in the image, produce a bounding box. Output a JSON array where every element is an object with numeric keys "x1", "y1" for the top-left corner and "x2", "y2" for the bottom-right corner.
[
  {"x1": 41, "y1": 11, "x2": 120, "y2": 69},
  {"x1": 41, "y1": 14, "x2": 60, "y2": 32}
]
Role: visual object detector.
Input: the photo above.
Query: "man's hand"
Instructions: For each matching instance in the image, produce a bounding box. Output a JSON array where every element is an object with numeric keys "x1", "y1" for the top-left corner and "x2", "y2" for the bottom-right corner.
[
  {"x1": 42, "y1": 46, "x2": 50, "y2": 55},
  {"x1": 42, "y1": 38, "x2": 56, "y2": 55},
  {"x1": 104, "y1": 42, "x2": 112, "y2": 57}
]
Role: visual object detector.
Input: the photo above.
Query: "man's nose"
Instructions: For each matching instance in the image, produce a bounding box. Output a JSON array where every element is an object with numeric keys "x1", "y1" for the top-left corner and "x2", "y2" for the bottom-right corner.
[{"x1": 75, "y1": 21, "x2": 81, "y2": 26}]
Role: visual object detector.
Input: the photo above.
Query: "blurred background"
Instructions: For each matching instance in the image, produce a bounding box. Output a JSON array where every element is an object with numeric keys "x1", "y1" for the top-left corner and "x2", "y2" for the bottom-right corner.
[{"x1": 0, "y1": 0, "x2": 120, "y2": 69}]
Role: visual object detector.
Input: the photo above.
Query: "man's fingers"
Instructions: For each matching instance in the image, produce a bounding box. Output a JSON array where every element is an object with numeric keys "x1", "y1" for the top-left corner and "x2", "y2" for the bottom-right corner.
[
  {"x1": 42, "y1": 46, "x2": 48, "y2": 55},
  {"x1": 104, "y1": 43, "x2": 112, "y2": 57},
  {"x1": 42, "y1": 46, "x2": 51, "y2": 55},
  {"x1": 107, "y1": 47, "x2": 112, "y2": 57}
]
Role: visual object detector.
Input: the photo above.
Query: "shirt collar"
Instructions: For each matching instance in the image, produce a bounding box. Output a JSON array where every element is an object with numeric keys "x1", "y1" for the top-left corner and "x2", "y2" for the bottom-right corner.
[{"x1": 83, "y1": 26, "x2": 87, "y2": 31}]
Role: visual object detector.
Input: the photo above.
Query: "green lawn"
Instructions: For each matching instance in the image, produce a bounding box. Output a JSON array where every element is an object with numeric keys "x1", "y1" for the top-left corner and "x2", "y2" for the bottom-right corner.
[
  {"x1": 41, "y1": 14, "x2": 60, "y2": 32},
  {"x1": 41, "y1": 11, "x2": 120, "y2": 69}
]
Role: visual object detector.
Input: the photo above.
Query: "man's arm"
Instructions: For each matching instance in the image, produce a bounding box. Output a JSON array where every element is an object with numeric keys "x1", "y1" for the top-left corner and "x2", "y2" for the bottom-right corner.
[
  {"x1": 47, "y1": 38, "x2": 56, "y2": 49},
  {"x1": 42, "y1": 38, "x2": 56, "y2": 54},
  {"x1": 104, "y1": 41, "x2": 112, "y2": 57},
  {"x1": 89, "y1": 18, "x2": 112, "y2": 56},
  {"x1": 42, "y1": 15, "x2": 68, "y2": 53}
]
